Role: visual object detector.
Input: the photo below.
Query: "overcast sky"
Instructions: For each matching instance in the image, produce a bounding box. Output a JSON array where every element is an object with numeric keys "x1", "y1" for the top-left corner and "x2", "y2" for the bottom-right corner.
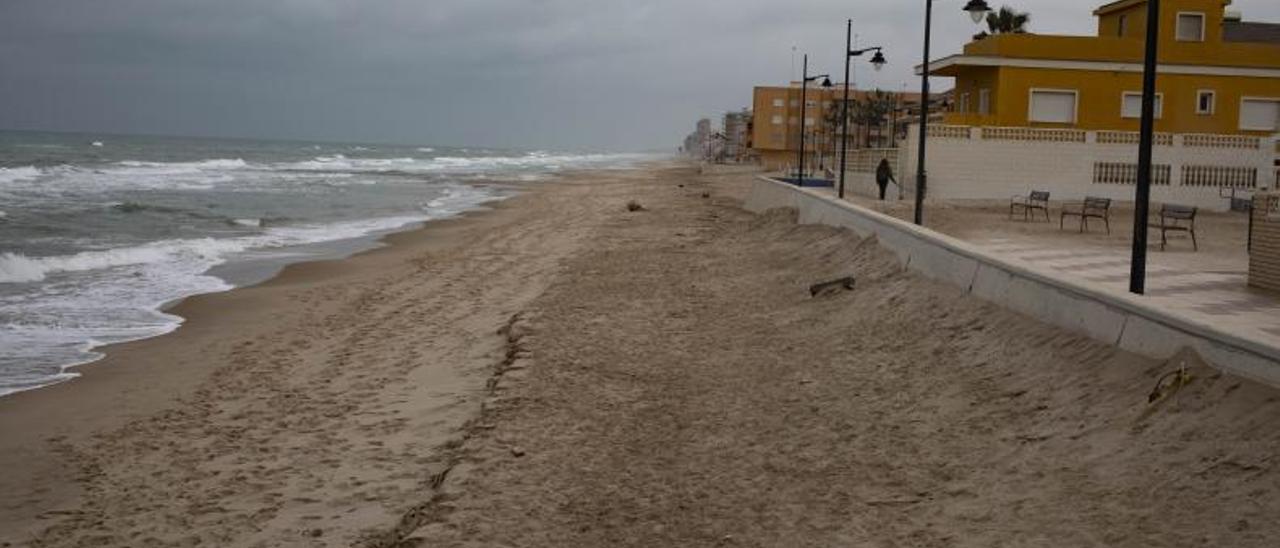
[{"x1": 2, "y1": 0, "x2": 1278, "y2": 151}]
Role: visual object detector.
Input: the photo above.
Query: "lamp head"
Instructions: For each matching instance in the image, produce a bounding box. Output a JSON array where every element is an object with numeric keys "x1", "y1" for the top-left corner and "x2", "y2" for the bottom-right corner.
[
  {"x1": 869, "y1": 50, "x2": 887, "y2": 72},
  {"x1": 963, "y1": 0, "x2": 992, "y2": 24},
  {"x1": 820, "y1": 77, "x2": 833, "y2": 88}
]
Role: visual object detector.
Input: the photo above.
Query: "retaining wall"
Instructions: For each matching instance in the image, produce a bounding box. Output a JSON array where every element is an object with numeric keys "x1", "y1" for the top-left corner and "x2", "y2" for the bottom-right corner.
[
  {"x1": 746, "y1": 175, "x2": 1280, "y2": 387},
  {"x1": 899, "y1": 125, "x2": 1277, "y2": 211}
]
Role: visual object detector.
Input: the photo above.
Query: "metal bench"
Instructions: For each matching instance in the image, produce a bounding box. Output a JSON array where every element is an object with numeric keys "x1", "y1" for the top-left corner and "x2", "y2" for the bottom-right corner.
[
  {"x1": 1010, "y1": 190, "x2": 1051, "y2": 222},
  {"x1": 1060, "y1": 196, "x2": 1112, "y2": 234},
  {"x1": 1150, "y1": 204, "x2": 1198, "y2": 251}
]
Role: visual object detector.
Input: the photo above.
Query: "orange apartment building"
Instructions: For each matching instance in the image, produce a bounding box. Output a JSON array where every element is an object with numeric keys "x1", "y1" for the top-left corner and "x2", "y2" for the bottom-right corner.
[{"x1": 750, "y1": 84, "x2": 929, "y2": 172}]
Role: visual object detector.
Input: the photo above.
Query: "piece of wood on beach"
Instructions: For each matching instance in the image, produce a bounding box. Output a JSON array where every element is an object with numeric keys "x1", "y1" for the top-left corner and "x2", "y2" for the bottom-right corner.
[{"x1": 809, "y1": 276, "x2": 856, "y2": 298}]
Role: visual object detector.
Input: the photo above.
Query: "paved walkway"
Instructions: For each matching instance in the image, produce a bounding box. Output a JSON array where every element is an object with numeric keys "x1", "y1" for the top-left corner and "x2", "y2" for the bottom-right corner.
[{"x1": 972, "y1": 236, "x2": 1280, "y2": 349}]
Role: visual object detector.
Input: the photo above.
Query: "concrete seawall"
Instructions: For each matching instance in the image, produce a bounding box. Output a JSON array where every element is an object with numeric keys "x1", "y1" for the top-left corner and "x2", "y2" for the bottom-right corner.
[{"x1": 745, "y1": 175, "x2": 1280, "y2": 387}]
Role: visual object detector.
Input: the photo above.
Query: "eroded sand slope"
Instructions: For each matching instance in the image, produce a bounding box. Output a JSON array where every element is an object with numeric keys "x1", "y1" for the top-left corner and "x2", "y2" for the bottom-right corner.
[{"x1": 388, "y1": 170, "x2": 1280, "y2": 547}]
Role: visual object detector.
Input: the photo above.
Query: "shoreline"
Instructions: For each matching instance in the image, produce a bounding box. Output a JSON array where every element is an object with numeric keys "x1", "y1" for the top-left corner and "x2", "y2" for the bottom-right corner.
[
  {"x1": 0, "y1": 170, "x2": 573, "y2": 543},
  {"x1": 0, "y1": 184, "x2": 519, "y2": 400}
]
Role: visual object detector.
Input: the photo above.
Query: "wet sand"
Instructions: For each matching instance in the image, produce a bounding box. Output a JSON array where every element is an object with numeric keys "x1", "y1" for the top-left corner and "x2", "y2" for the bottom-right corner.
[
  {"x1": 4, "y1": 164, "x2": 1280, "y2": 547},
  {"x1": 0, "y1": 167, "x2": 662, "y2": 546}
]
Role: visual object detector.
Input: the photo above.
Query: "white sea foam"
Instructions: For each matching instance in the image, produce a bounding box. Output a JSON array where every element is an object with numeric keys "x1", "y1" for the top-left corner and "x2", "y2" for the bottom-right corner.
[
  {"x1": 0, "y1": 201, "x2": 486, "y2": 395},
  {"x1": 0, "y1": 166, "x2": 41, "y2": 184},
  {"x1": 0, "y1": 239, "x2": 246, "y2": 284},
  {"x1": 0, "y1": 160, "x2": 255, "y2": 197},
  {"x1": 0, "y1": 253, "x2": 44, "y2": 283},
  {"x1": 116, "y1": 158, "x2": 249, "y2": 172},
  {"x1": 277, "y1": 152, "x2": 649, "y2": 174}
]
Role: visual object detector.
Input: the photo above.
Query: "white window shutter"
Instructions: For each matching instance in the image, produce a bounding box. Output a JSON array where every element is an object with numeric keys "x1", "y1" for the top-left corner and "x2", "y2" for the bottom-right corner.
[
  {"x1": 1176, "y1": 14, "x2": 1204, "y2": 41},
  {"x1": 1123, "y1": 93, "x2": 1162, "y2": 119},
  {"x1": 1240, "y1": 99, "x2": 1280, "y2": 131},
  {"x1": 1029, "y1": 91, "x2": 1076, "y2": 123}
]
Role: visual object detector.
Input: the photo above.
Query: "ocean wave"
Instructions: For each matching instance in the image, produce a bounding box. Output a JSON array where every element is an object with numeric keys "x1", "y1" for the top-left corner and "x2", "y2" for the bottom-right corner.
[
  {"x1": 110, "y1": 202, "x2": 188, "y2": 214},
  {"x1": 0, "y1": 253, "x2": 44, "y2": 283},
  {"x1": 275, "y1": 152, "x2": 647, "y2": 174},
  {"x1": 0, "y1": 239, "x2": 248, "y2": 284},
  {"x1": 115, "y1": 158, "x2": 249, "y2": 173},
  {"x1": 0, "y1": 211, "x2": 447, "y2": 285},
  {"x1": 0, "y1": 166, "x2": 41, "y2": 184},
  {"x1": 0, "y1": 161, "x2": 247, "y2": 196}
]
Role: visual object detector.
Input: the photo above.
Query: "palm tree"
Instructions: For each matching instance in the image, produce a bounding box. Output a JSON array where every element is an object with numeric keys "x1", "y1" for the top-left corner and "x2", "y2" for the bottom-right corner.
[
  {"x1": 850, "y1": 90, "x2": 896, "y2": 148},
  {"x1": 974, "y1": 6, "x2": 1030, "y2": 40},
  {"x1": 822, "y1": 100, "x2": 845, "y2": 169}
]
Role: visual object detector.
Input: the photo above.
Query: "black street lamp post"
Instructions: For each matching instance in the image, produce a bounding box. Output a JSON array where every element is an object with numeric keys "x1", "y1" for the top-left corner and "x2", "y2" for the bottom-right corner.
[
  {"x1": 1130, "y1": 0, "x2": 1162, "y2": 294},
  {"x1": 914, "y1": 0, "x2": 992, "y2": 225},
  {"x1": 837, "y1": 19, "x2": 887, "y2": 200},
  {"x1": 796, "y1": 54, "x2": 832, "y2": 182}
]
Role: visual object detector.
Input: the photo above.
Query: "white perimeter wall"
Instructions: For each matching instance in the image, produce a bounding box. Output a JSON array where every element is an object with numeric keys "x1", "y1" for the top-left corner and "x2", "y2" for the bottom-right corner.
[
  {"x1": 898, "y1": 126, "x2": 1277, "y2": 211},
  {"x1": 745, "y1": 175, "x2": 1280, "y2": 387}
]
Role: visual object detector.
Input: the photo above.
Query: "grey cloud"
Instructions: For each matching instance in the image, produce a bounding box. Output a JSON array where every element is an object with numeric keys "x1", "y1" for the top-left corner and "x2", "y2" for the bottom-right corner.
[{"x1": 1, "y1": 0, "x2": 1277, "y2": 151}]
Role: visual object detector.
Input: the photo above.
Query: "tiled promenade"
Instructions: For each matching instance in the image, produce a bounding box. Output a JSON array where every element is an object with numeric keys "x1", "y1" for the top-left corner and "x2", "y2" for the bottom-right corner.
[{"x1": 973, "y1": 237, "x2": 1280, "y2": 349}]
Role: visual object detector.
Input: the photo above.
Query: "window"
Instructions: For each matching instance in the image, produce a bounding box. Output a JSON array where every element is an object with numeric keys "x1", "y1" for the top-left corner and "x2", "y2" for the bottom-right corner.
[
  {"x1": 804, "y1": 117, "x2": 815, "y2": 127},
  {"x1": 978, "y1": 89, "x2": 991, "y2": 115},
  {"x1": 1176, "y1": 13, "x2": 1205, "y2": 42},
  {"x1": 771, "y1": 115, "x2": 783, "y2": 125},
  {"x1": 1240, "y1": 98, "x2": 1280, "y2": 131},
  {"x1": 1121, "y1": 92, "x2": 1164, "y2": 119},
  {"x1": 790, "y1": 100, "x2": 799, "y2": 107},
  {"x1": 805, "y1": 100, "x2": 817, "y2": 108},
  {"x1": 789, "y1": 116, "x2": 798, "y2": 125},
  {"x1": 772, "y1": 98, "x2": 784, "y2": 107},
  {"x1": 1117, "y1": 14, "x2": 1128, "y2": 37},
  {"x1": 1028, "y1": 89, "x2": 1077, "y2": 124},
  {"x1": 958, "y1": 93, "x2": 970, "y2": 113},
  {"x1": 1196, "y1": 90, "x2": 1216, "y2": 115}
]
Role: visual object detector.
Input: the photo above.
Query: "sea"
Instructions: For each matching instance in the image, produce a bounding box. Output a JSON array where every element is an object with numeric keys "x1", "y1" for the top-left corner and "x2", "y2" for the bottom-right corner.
[{"x1": 0, "y1": 130, "x2": 654, "y2": 396}]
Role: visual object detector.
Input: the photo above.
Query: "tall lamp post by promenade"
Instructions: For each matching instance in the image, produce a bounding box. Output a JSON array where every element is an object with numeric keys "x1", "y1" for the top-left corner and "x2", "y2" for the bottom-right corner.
[
  {"x1": 1129, "y1": 0, "x2": 1162, "y2": 294},
  {"x1": 914, "y1": 0, "x2": 991, "y2": 225},
  {"x1": 838, "y1": 18, "x2": 887, "y2": 200},
  {"x1": 796, "y1": 54, "x2": 832, "y2": 182}
]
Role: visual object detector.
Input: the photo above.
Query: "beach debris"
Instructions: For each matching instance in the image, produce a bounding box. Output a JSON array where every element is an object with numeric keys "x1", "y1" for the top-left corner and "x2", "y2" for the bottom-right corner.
[
  {"x1": 510, "y1": 446, "x2": 527, "y2": 457},
  {"x1": 429, "y1": 464, "x2": 454, "y2": 489},
  {"x1": 809, "y1": 276, "x2": 856, "y2": 297},
  {"x1": 1148, "y1": 362, "x2": 1194, "y2": 404},
  {"x1": 626, "y1": 200, "x2": 645, "y2": 212},
  {"x1": 702, "y1": 192, "x2": 711, "y2": 199}
]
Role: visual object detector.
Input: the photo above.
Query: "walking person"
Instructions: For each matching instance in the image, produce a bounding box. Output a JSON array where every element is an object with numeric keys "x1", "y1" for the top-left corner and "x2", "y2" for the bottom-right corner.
[{"x1": 875, "y1": 158, "x2": 897, "y2": 201}]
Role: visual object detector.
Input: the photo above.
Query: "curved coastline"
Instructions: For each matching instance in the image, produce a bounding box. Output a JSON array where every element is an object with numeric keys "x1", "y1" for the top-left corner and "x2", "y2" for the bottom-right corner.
[
  {"x1": 0, "y1": 177, "x2": 532, "y2": 539},
  {"x1": 0, "y1": 183, "x2": 517, "y2": 399}
]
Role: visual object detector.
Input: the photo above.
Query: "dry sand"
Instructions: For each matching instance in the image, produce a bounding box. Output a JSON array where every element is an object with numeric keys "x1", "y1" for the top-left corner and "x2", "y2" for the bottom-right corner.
[{"x1": 3, "y1": 165, "x2": 1280, "y2": 547}]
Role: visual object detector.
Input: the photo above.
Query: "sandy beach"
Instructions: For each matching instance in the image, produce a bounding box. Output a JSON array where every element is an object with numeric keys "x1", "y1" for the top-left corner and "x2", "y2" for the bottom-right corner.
[{"x1": 4, "y1": 164, "x2": 1280, "y2": 547}]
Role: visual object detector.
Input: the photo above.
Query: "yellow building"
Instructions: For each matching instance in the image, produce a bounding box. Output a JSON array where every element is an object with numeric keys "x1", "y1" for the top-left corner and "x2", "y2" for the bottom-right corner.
[{"x1": 931, "y1": 0, "x2": 1280, "y2": 137}]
